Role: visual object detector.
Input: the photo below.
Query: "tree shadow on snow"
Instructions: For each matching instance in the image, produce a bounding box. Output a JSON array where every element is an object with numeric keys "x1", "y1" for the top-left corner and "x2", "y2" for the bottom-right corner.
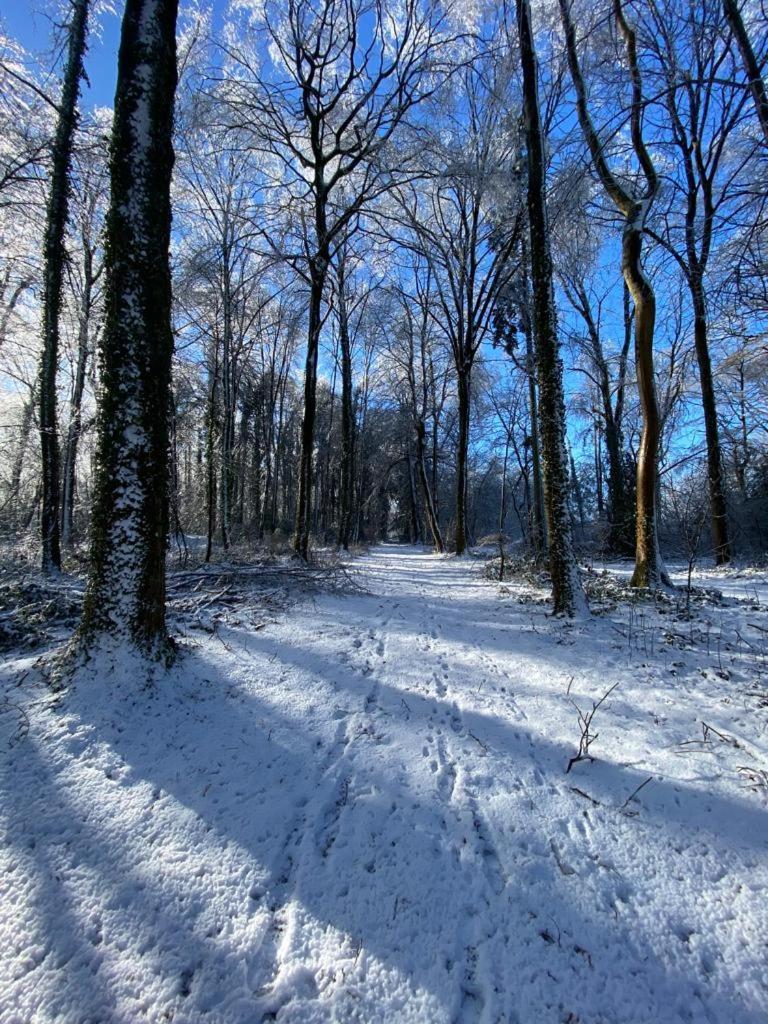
[{"x1": 3, "y1": 623, "x2": 765, "y2": 1023}]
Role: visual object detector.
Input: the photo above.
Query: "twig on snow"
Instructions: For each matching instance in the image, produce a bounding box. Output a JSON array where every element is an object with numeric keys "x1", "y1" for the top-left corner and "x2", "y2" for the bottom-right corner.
[
  {"x1": 565, "y1": 682, "x2": 620, "y2": 774},
  {"x1": 619, "y1": 775, "x2": 653, "y2": 814}
]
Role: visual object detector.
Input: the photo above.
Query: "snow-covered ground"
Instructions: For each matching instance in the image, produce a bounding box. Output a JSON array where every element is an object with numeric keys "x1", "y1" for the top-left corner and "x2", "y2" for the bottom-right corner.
[{"x1": 1, "y1": 545, "x2": 767, "y2": 1023}]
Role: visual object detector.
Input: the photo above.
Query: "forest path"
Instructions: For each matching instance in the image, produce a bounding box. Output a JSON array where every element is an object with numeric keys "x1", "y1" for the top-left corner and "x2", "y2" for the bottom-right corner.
[{"x1": 1, "y1": 545, "x2": 767, "y2": 1023}]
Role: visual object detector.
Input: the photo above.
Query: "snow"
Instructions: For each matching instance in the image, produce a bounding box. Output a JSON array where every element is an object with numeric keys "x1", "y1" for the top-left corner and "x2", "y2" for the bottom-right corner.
[{"x1": 1, "y1": 545, "x2": 767, "y2": 1023}]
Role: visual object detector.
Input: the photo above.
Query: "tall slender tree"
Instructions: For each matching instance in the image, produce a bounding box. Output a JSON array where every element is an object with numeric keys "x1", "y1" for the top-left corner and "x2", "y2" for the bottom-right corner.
[
  {"x1": 516, "y1": 0, "x2": 585, "y2": 614},
  {"x1": 642, "y1": 0, "x2": 752, "y2": 564},
  {"x1": 78, "y1": 0, "x2": 179, "y2": 656},
  {"x1": 39, "y1": 0, "x2": 89, "y2": 573}
]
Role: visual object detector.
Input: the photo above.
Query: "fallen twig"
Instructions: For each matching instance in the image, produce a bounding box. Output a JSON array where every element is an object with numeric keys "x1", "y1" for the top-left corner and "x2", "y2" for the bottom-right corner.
[{"x1": 619, "y1": 776, "x2": 653, "y2": 814}]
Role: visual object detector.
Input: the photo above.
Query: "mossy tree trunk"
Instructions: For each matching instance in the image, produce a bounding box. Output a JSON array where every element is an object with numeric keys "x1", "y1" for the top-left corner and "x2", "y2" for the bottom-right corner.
[
  {"x1": 39, "y1": 0, "x2": 90, "y2": 573},
  {"x1": 78, "y1": 0, "x2": 179, "y2": 656},
  {"x1": 517, "y1": 0, "x2": 585, "y2": 615}
]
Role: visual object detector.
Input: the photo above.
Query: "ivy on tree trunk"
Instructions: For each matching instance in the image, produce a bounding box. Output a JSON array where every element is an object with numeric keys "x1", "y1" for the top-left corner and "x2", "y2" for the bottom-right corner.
[
  {"x1": 517, "y1": 0, "x2": 585, "y2": 615},
  {"x1": 39, "y1": 0, "x2": 90, "y2": 574},
  {"x1": 78, "y1": 0, "x2": 179, "y2": 656}
]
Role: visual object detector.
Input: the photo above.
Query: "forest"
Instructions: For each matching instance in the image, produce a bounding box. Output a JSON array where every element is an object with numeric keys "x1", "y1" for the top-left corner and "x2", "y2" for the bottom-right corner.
[{"x1": 0, "y1": 0, "x2": 767, "y2": 1021}]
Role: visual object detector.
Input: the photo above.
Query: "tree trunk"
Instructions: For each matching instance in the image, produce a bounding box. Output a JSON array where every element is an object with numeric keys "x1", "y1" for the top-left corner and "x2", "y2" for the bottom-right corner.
[
  {"x1": 594, "y1": 422, "x2": 604, "y2": 518},
  {"x1": 39, "y1": 0, "x2": 90, "y2": 573},
  {"x1": 9, "y1": 397, "x2": 34, "y2": 527},
  {"x1": 521, "y1": 270, "x2": 546, "y2": 559},
  {"x1": 518, "y1": 0, "x2": 584, "y2": 615},
  {"x1": 204, "y1": 347, "x2": 218, "y2": 563},
  {"x1": 78, "y1": 0, "x2": 179, "y2": 657},
  {"x1": 723, "y1": 0, "x2": 768, "y2": 144},
  {"x1": 337, "y1": 264, "x2": 355, "y2": 551},
  {"x1": 407, "y1": 449, "x2": 420, "y2": 543},
  {"x1": 0, "y1": 276, "x2": 32, "y2": 352},
  {"x1": 499, "y1": 433, "x2": 511, "y2": 580},
  {"x1": 415, "y1": 418, "x2": 444, "y2": 552},
  {"x1": 566, "y1": 276, "x2": 632, "y2": 553},
  {"x1": 624, "y1": 224, "x2": 669, "y2": 588},
  {"x1": 294, "y1": 261, "x2": 325, "y2": 559},
  {"x1": 735, "y1": 360, "x2": 750, "y2": 496},
  {"x1": 220, "y1": 258, "x2": 234, "y2": 551},
  {"x1": 570, "y1": 449, "x2": 585, "y2": 532},
  {"x1": 560, "y1": 0, "x2": 667, "y2": 589},
  {"x1": 455, "y1": 369, "x2": 471, "y2": 555},
  {"x1": 691, "y1": 280, "x2": 731, "y2": 564},
  {"x1": 61, "y1": 241, "x2": 95, "y2": 546}
]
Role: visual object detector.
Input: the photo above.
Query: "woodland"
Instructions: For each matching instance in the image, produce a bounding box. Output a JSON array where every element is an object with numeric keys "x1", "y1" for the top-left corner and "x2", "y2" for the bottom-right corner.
[{"x1": 0, "y1": 0, "x2": 767, "y2": 1022}]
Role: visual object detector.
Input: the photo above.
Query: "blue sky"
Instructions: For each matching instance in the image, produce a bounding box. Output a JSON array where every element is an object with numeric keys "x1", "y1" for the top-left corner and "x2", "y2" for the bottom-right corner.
[
  {"x1": 3, "y1": 2, "x2": 122, "y2": 107},
  {"x1": 4, "y1": 1, "x2": 224, "y2": 109},
  {"x1": 2, "y1": 0, "x2": 712, "y2": 476}
]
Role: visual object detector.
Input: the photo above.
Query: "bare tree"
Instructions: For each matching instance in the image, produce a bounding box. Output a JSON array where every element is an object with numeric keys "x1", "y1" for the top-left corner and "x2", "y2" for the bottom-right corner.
[
  {"x1": 223, "y1": 0, "x2": 458, "y2": 558},
  {"x1": 386, "y1": 258, "x2": 448, "y2": 552},
  {"x1": 393, "y1": 57, "x2": 522, "y2": 555},
  {"x1": 39, "y1": 0, "x2": 90, "y2": 573},
  {"x1": 643, "y1": 0, "x2": 757, "y2": 563},
  {"x1": 559, "y1": 0, "x2": 671, "y2": 589}
]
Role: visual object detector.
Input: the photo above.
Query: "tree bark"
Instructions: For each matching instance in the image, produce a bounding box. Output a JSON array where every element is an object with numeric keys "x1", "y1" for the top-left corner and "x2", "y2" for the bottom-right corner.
[
  {"x1": 518, "y1": 0, "x2": 584, "y2": 614},
  {"x1": 60, "y1": 240, "x2": 94, "y2": 546},
  {"x1": 559, "y1": 0, "x2": 669, "y2": 588},
  {"x1": 39, "y1": 0, "x2": 90, "y2": 572},
  {"x1": 407, "y1": 448, "x2": 420, "y2": 542},
  {"x1": 594, "y1": 421, "x2": 604, "y2": 518},
  {"x1": 723, "y1": 0, "x2": 768, "y2": 144},
  {"x1": 78, "y1": 0, "x2": 179, "y2": 656},
  {"x1": 415, "y1": 418, "x2": 444, "y2": 552},
  {"x1": 520, "y1": 258, "x2": 546, "y2": 559},
  {"x1": 691, "y1": 280, "x2": 731, "y2": 563},
  {"x1": 294, "y1": 258, "x2": 326, "y2": 559},
  {"x1": 204, "y1": 344, "x2": 218, "y2": 563},
  {"x1": 455, "y1": 368, "x2": 471, "y2": 555},
  {"x1": 219, "y1": 251, "x2": 235, "y2": 551},
  {"x1": 336, "y1": 260, "x2": 355, "y2": 550},
  {"x1": 622, "y1": 221, "x2": 668, "y2": 587}
]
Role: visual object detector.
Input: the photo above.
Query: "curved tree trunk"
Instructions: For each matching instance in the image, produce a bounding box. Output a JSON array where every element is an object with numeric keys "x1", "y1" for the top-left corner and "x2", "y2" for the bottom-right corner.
[
  {"x1": 39, "y1": 0, "x2": 90, "y2": 573},
  {"x1": 623, "y1": 225, "x2": 669, "y2": 587},
  {"x1": 78, "y1": 0, "x2": 179, "y2": 657},
  {"x1": 564, "y1": 276, "x2": 632, "y2": 553},
  {"x1": 560, "y1": 0, "x2": 668, "y2": 589}
]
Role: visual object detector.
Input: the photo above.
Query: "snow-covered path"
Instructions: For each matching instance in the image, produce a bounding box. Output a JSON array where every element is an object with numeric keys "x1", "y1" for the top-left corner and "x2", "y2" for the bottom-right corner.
[{"x1": 1, "y1": 545, "x2": 767, "y2": 1023}]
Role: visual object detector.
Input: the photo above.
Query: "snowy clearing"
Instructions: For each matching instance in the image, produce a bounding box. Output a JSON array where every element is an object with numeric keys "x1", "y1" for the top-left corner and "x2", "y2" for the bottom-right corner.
[{"x1": 1, "y1": 545, "x2": 767, "y2": 1024}]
